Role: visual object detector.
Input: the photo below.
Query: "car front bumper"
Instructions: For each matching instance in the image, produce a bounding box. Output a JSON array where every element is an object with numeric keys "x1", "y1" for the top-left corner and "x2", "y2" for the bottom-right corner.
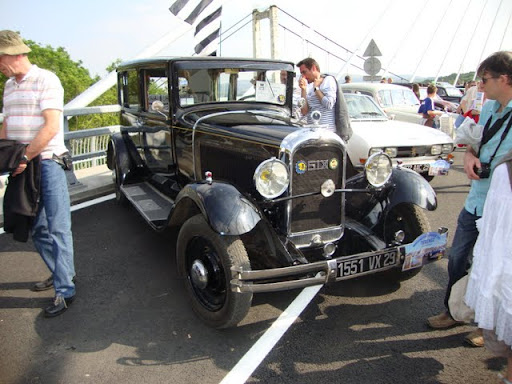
[{"x1": 231, "y1": 228, "x2": 448, "y2": 293}]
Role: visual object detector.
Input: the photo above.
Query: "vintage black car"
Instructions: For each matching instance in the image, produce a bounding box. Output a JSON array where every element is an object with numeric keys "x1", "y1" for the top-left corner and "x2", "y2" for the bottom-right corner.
[{"x1": 107, "y1": 57, "x2": 448, "y2": 328}]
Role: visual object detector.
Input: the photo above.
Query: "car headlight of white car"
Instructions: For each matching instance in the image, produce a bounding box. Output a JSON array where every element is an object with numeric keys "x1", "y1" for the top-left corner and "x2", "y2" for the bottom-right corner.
[
  {"x1": 254, "y1": 158, "x2": 289, "y2": 199},
  {"x1": 370, "y1": 147, "x2": 397, "y2": 158},
  {"x1": 431, "y1": 145, "x2": 442, "y2": 155},
  {"x1": 365, "y1": 152, "x2": 392, "y2": 188},
  {"x1": 442, "y1": 143, "x2": 453, "y2": 153}
]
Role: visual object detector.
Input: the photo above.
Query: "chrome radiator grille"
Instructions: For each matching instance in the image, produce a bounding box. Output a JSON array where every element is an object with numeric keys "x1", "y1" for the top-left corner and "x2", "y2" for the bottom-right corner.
[{"x1": 289, "y1": 145, "x2": 343, "y2": 233}]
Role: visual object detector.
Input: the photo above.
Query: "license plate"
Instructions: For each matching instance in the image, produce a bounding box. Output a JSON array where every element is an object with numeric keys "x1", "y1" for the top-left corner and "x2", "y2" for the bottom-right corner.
[
  {"x1": 336, "y1": 249, "x2": 399, "y2": 279},
  {"x1": 403, "y1": 164, "x2": 429, "y2": 173}
]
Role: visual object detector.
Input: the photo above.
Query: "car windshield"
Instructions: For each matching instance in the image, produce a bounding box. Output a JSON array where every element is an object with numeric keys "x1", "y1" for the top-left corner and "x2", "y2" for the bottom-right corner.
[
  {"x1": 345, "y1": 94, "x2": 388, "y2": 120},
  {"x1": 377, "y1": 88, "x2": 420, "y2": 107},
  {"x1": 176, "y1": 67, "x2": 289, "y2": 107},
  {"x1": 444, "y1": 86, "x2": 463, "y2": 97}
]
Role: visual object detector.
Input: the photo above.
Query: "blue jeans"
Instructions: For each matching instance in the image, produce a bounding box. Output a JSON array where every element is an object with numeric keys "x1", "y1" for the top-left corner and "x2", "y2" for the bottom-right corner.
[
  {"x1": 444, "y1": 208, "x2": 479, "y2": 313},
  {"x1": 32, "y1": 160, "x2": 75, "y2": 298}
]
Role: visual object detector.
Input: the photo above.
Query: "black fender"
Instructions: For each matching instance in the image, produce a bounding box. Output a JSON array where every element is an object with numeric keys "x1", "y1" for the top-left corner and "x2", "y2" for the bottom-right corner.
[
  {"x1": 345, "y1": 166, "x2": 437, "y2": 228},
  {"x1": 107, "y1": 131, "x2": 147, "y2": 184},
  {"x1": 386, "y1": 166, "x2": 437, "y2": 211},
  {"x1": 107, "y1": 133, "x2": 130, "y2": 176},
  {"x1": 169, "y1": 181, "x2": 262, "y2": 235}
]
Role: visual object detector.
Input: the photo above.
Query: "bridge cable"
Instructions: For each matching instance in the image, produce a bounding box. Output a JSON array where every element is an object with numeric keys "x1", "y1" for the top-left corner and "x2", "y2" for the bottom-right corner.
[
  {"x1": 452, "y1": 0, "x2": 490, "y2": 86},
  {"x1": 434, "y1": 0, "x2": 474, "y2": 83},
  {"x1": 473, "y1": 0, "x2": 505, "y2": 81},
  {"x1": 409, "y1": 0, "x2": 454, "y2": 83},
  {"x1": 381, "y1": 0, "x2": 430, "y2": 79},
  {"x1": 335, "y1": 0, "x2": 393, "y2": 77},
  {"x1": 499, "y1": 6, "x2": 512, "y2": 50}
]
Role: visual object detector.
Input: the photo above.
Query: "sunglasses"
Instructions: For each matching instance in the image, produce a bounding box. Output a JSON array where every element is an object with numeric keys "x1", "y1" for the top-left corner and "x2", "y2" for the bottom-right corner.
[{"x1": 481, "y1": 76, "x2": 497, "y2": 84}]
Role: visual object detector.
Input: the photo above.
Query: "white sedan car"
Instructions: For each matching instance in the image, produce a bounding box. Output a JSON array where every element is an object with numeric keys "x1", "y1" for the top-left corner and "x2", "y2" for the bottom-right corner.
[
  {"x1": 344, "y1": 93, "x2": 454, "y2": 180},
  {"x1": 341, "y1": 82, "x2": 422, "y2": 124}
]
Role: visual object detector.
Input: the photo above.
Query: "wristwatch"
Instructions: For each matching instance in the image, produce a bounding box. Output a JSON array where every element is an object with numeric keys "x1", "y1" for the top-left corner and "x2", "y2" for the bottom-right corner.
[
  {"x1": 22, "y1": 154, "x2": 29, "y2": 162},
  {"x1": 314, "y1": 87, "x2": 320, "y2": 92}
]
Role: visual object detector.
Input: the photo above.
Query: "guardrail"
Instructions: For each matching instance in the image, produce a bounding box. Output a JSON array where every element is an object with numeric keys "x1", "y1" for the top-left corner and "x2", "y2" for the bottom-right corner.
[{"x1": 0, "y1": 105, "x2": 121, "y2": 170}]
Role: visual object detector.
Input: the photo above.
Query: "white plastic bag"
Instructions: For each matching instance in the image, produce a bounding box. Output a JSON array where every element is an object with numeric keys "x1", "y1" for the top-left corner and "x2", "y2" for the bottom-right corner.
[{"x1": 454, "y1": 117, "x2": 483, "y2": 148}]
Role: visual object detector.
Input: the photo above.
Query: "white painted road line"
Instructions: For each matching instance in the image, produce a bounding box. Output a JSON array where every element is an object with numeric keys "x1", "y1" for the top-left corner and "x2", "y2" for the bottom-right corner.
[
  {"x1": 70, "y1": 193, "x2": 115, "y2": 212},
  {"x1": 0, "y1": 194, "x2": 116, "y2": 235},
  {"x1": 219, "y1": 284, "x2": 323, "y2": 384}
]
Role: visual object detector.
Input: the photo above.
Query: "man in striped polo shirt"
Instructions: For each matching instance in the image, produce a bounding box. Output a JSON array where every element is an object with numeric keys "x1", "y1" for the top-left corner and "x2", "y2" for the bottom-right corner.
[
  {"x1": 0, "y1": 30, "x2": 75, "y2": 317},
  {"x1": 297, "y1": 57, "x2": 337, "y2": 131}
]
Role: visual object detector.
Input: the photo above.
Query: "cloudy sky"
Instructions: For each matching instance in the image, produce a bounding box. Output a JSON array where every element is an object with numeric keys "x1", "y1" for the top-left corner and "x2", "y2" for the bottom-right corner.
[{"x1": 2, "y1": 0, "x2": 510, "y2": 82}]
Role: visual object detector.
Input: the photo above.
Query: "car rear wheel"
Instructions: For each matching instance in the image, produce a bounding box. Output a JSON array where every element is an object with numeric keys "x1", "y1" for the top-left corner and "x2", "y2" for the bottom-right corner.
[
  {"x1": 177, "y1": 215, "x2": 253, "y2": 328},
  {"x1": 383, "y1": 203, "x2": 431, "y2": 280}
]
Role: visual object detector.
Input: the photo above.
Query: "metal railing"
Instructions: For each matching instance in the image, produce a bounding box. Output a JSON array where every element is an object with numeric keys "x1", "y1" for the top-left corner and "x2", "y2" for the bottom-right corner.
[
  {"x1": 63, "y1": 105, "x2": 121, "y2": 170},
  {"x1": 0, "y1": 105, "x2": 121, "y2": 171}
]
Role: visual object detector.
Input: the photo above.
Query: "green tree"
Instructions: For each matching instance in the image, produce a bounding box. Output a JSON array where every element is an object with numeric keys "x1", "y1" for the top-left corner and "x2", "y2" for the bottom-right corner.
[{"x1": 0, "y1": 38, "x2": 120, "y2": 131}]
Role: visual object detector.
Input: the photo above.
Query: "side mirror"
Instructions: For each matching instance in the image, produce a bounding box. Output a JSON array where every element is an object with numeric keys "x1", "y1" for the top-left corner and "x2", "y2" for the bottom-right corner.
[
  {"x1": 152, "y1": 100, "x2": 164, "y2": 112},
  {"x1": 151, "y1": 100, "x2": 167, "y2": 118}
]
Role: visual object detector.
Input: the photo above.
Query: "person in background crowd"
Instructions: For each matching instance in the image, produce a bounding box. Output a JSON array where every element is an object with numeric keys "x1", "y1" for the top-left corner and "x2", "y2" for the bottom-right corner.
[
  {"x1": 387, "y1": 77, "x2": 393, "y2": 84},
  {"x1": 465, "y1": 149, "x2": 512, "y2": 384},
  {"x1": 0, "y1": 30, "x2": 76, "y2": 317},
  {"x1": 418, "y1": 84, "x2": 443, "y2": 128},
  {"x1": 297, "y1": 57, "x2": 337, "y2": 131},
  {"x1": 461, "y1": 81, "x2": 487, "y2": 124},
  {"x1": 380, "y1": 77, "x2": 386, "y2": 83},
  {"x1": 412, "y1": 83, "x2": 421, "y2": 101},
  {"x1": 344, "y1": 75, "x2": 351, "y2": 83},
  {"x1": 427, "y1": 51, "x2": 512, "y2": 348}
]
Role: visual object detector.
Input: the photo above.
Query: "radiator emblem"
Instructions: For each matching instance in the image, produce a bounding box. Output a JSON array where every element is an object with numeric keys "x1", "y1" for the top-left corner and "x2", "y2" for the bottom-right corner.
[
  {"x1": 296, "y1": 160, "x2": 307, "y2": 174},
  {"x1": 329, "y1": 158, "x2": 339, "y2": 170}
]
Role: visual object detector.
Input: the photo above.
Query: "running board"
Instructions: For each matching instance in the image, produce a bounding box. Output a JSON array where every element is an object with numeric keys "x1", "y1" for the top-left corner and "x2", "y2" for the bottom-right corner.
[{"x1": 121, "y1": 182, "x2": 174, "y2": 226}]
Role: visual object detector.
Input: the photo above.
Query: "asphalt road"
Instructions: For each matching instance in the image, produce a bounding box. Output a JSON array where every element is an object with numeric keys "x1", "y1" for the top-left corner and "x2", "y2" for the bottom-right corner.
[{"x1": 0, "y1": 151, "x2": 507, "y2": 384}]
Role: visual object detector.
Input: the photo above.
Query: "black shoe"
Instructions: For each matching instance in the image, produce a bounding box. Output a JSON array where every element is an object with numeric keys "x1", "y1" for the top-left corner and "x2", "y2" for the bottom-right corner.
[
  {"x1": 33, "y1": 276, "x2": 54, "y2": 291},
  {"x1": 44, "y1": 295, "x2": 74, "y2": 317}
]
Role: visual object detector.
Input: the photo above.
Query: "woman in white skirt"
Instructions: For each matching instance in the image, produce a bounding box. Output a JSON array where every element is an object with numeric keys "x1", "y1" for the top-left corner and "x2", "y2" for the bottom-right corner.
[{"x1": 465, "y1": 154, "x2": 512, "y2": 384}]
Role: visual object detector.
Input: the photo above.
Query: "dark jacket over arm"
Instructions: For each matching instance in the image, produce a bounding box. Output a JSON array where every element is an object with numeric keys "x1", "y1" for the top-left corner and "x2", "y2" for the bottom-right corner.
[{"x1": 0, "y1": 139, "x2": 41, "y2": 242}]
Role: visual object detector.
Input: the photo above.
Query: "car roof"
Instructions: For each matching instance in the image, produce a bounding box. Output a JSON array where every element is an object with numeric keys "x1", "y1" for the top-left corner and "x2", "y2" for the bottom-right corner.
[
  {"x1": 340, "y1": 83, "x2": 414, "y2": 92},
  {"x1": 117, "y1": 56, "x2": 295, "y2": 70}
]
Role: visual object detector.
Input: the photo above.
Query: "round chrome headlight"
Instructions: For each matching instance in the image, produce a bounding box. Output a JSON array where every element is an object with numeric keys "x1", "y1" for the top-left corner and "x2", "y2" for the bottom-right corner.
[
  {"x1": 254, "y1": 158, "x2": 289, "y2": 199},
  {"x1": 365, "y1": 152, "x2": 392, "y2": 187}
]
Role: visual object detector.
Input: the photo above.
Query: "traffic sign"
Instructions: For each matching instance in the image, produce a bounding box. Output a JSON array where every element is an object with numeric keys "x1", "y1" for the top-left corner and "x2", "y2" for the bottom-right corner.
[
  {"x1": 363, "y1": 57, "x2": 381, "y2": 76},
  {"x1": 363, "y1": 39, "x2": 382, "y2": 57},
  {"x1": 363, "y1": 75, "x2": 382, "y2": 82}
]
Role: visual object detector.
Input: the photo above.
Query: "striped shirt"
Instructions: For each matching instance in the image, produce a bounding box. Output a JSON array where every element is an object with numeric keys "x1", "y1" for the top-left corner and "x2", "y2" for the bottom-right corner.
[
  {"x1": 3, "y1": 65, "x2": 66, "y2": 159},
  {"x1": 305, "y1": 75, "x2": 337, "y2": 131}
]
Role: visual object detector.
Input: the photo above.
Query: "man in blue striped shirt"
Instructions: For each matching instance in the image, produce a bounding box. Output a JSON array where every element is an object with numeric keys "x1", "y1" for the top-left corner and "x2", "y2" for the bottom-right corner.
[{"x1": 297, "y1": 58, "x2": 337, "y2": 131}]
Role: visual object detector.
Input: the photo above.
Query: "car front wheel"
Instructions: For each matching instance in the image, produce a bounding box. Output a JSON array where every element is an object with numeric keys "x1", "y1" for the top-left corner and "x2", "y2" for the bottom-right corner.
[
  {"x1": 177, "y1": 215, "x2": 253, "y2": 328},
  {"x1": 382, "y1": 203, "x2": 431, "y2": 280}
]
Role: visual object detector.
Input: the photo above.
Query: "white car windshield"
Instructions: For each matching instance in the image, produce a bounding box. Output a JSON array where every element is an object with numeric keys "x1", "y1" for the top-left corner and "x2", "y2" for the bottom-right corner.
[
  {"x1": 345, "y1": 94, "x2": 388, "y2": 120},
  {"x1": 377, "y1": 88, "x2": 420, "y2": 108}
]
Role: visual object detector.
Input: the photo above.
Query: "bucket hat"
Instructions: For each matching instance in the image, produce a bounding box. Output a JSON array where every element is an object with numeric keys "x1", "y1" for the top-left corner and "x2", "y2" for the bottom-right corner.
[{"x1": 0, "y1": 30, "x2": 31, "y2": 55}]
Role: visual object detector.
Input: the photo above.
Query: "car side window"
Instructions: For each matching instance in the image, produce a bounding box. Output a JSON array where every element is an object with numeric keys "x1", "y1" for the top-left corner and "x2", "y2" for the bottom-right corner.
[
  {"x1": 178, "y1": 69, "x2": 212, "y2": 106},
  {"x1": 437, "y1": 88, "x2": 447, "y2": 97},
  {"x1": 390, "y1": 89, "x2": 406, "y2": 105},
  {"x1": 143, "y1": 69, "x2": 169, "y2": 113},
  {"x1": 378, "y1": 90, "x2": 392, "y2": 107},
  {"x1": 121, "y1": 70, "x2": 139, "y2": 109}
]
